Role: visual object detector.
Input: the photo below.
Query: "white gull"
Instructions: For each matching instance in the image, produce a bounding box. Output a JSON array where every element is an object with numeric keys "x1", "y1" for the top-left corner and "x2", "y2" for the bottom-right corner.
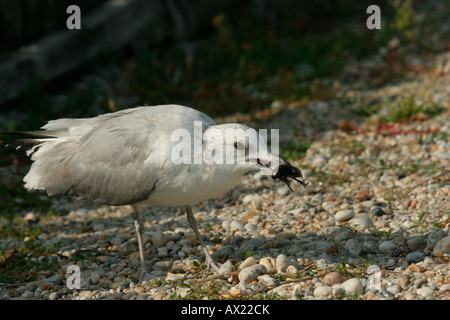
[{"x1": 3, "y1": 104, "x2": 306, "y2": 281}]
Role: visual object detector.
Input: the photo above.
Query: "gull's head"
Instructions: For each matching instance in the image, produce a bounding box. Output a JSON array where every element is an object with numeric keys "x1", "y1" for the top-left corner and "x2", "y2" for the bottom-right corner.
[{"x1": 203, "y1": 123, "x2": 308, "y2": 191}]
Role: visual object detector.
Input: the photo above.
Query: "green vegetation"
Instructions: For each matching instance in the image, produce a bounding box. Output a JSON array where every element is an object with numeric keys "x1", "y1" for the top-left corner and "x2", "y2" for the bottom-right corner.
[
  {"x1": 379, "y1": 96, "x2": 445, "y2": 123},
  {"x1": 0, "y1": 225, "x2": 61, "y2": 283},
  {"x1": 283, "y1": 141, "x2": 311, "y2": 160},
  {"x1": 0, "y1": 178, "x2": 57, "y2": 283},
  {"x1": 409, "y1": 212, "x2": 450, "y2": 235},
  {"x1": 335, "y1": 256, "x2": 374, "y2": 279},
  {"x1": 308, "y1": 168, "x2": 350, "y2": 186},
  {"x1": 348, "y1": 95, "x2": 445, "y2": 123}
]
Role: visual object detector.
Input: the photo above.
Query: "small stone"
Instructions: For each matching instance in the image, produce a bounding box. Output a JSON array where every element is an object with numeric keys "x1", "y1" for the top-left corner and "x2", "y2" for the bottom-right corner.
[
  {"x1": 275, "y1": 254, "x2": 290, "y2": 273},
  {"x1": 314, "y1": 285, "x2": 332, "y2": 298},
  {"x1": 230, "y1": 220, "x2": 245, "y2": 231},
  {"x1": 341, "y1": 278, "x2": 364, "y2": 296},
  {"x1": 257, "y1": 275, "x2": 278, "y2": 286},
  {"x1": 238, "y1": 256, "x2": 257, "y2": 270},
  {"x1": 111, "y1": 281, "x2": 127, "y2": 290},
  {"x1": 213, "y1": 246, "x2": 234, "y2": 260},
  {"x1": 386, "y1": 285, "x2": 401, "y2": 295},
  {"x1": 426, "y1": 228, "x2": 446, "y2": 251},
  {"x1": 275, "y1": 231, "x2": 296, "y2": 241},
  {"x1": 151, "y1": 231, "x2": 171, "y2": 248},
  {"x1": 323, "y1": 272, "x2": 342, "y2": 285},
  {"x1": 416, "y1": 286, "x2": 433, "y2": 298},
  {"x1": 129, "y1": 251, "x2": 141, "y2": 260},
  {"x1": 286, "y1": 265, "x2": 298, "y2": 275},
  {"x1": 21, "y1": 291, "x2": 34, "y2": 298},
  {"x1": 273, "y1": 238, "x2": 291, "y2": 248},
  {"x1": 334, "y1": 229, "x2": 352, "y2": 242},
  {"x1": 439, "y1": 284, "x2": 450, "y2": 292},
  {"x1": 79, "y1": 291, "x2": 93, "y2": 300},
  {"x1": 166, "y1": 274, "x2": 184, "y2": 281},
  {"x1": 379, "y1": 240, "x2": 397, "y2": 253},
  {"x1": 371, "y1": 206, "x2": 386, "y2": 217},
  {"x1": 76, "y1": 208, "x2": 88, "y2": 216},
  {"x1": 332, "y1": 285, "x2": 346, "y2": 297},
  {"x1": 349, "y1": 216, "x2": 372, "y2": 229},
  {"x1": 345, "y1": 238, "x2": 362, "y2": 256},
  {"x1": 90, "y1": 271, "x2": 102, "y2": 285},
  {"x1": 259, "y1": 257, "x2": 276, "y2": 273},
  {"x1": 409, "y1": 263, "x2": 426, "y2": 273},
  {"x1": 218, "y1": 260, "x2": 235, "y2": 274},
  {"x1": 97, "y1": 255, "x2": 109, "y2": 263},
  {"x1": 157, "y1": 247, "x2": 169, "y2": 258},
  {"x1": 335, "y1": 210, "x2": 355, "y2": 222},
  {"x1": 326, "y1": 244, "x2": 339, "y2": 254},
  {"x1": 432, "y1": 236, "x2": 450, "y2": 256},
  {"x1": 407, "y1": 237, "x2": 427, "y2": 251},
  {"x1": 49, "y1": 292, "x2": 60, "y2": 300},
  {"x1": 405, "y1": 251, "x2": 425, "y2": 263},
  {"x1": 133, "y1": 286, "x2": 145, "y2": 294},
  {"x1": 403, "y1": 292, "x2": 416, "y2": 300},
  {"x1": 238, "y1": 264, "x2": 267, "y2": 283},
  {"x1": 39, "y1": 282, "x2": 53, "y2": 291}
]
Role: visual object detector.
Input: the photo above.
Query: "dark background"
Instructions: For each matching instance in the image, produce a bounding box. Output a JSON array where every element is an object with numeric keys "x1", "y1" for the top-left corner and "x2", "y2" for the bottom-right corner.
[{"x1": 0, "y1": 0, "x2": 447, "y2": 130}]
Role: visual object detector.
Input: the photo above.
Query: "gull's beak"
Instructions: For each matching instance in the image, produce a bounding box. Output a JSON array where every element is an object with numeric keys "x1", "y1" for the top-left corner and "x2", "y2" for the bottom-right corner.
[{"x1": 272, "y1": 157, "x2": 308, "y2": 192}]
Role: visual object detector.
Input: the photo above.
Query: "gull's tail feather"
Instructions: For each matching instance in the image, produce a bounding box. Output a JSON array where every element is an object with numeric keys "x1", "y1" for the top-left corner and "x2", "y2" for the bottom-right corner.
[
  {"x1": 0, "y1": 131, "x2": 58, "y2": 159},
  {"x1": 0, "y1": 130, "x2": 76, "y2": 193}
]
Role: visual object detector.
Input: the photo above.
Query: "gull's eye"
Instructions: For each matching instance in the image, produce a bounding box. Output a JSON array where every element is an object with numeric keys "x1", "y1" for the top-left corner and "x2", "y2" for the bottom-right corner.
[{"x1": 234, "y1": 141, "x2": 244, "y2": 150}]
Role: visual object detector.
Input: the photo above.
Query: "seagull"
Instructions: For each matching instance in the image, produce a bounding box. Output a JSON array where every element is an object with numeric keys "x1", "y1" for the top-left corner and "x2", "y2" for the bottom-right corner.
[{"x1": 2, "y1": 104, "x2": 307, "y2": 282}]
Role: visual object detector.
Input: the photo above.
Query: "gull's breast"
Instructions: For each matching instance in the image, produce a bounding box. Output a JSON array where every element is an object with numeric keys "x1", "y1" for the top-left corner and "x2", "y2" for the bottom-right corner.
[{"x1": 142, "y1": 164, "x2": 244, "y2": 207}]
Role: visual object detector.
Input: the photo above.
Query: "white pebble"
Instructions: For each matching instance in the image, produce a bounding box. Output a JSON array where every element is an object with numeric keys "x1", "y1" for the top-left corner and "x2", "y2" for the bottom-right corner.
[
  {"x1": 335, "y1": 210, "x2": 355, "y2": 222},
  {"x1": 416, "y1": 286, "x2": 433, "y2": 298},
  {"x1": 239, "y1": 256, "x2": 257, "y2": 270},
  {"x1": 259, "y1": 257, "x2": 276, "y2": 273},
  {"x1": 238, "y1": 264, "x2": 267, "y2": 283},
  {"x1": 341, "y1": 278, "x2": 364, "y2": 295},
  {"x1": 276, "y1": 254, "x2": 290, "y2": 273},
  {"x1": 432, "y1": 236, "x2": 450, "y2": 256},
  {"x1": 314, "y1": 285, "x2": 332, "y2": 297},
  {"x1": 348, "y1": 216, "x2": 372, "y2": 229}
]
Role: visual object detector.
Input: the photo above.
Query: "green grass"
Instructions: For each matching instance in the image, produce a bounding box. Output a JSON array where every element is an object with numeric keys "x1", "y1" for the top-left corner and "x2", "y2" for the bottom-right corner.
[
  {"x1": 335, "y1": 257, "x2": 374, "y2": 279},
  {"x1": 0, "y1": 178, "x2": 58, "y2": 283},
  {"x1": 408, "y1": 212, "x2": 449, "y2": 235},
  {"x1": 308, "y1": 168, "x2": 350, "y2": 186},
  {"x1": 169, "y1": 278, "x2": 281, "y2": 300},
  {"x1": 347, "y1": 94, "x2": 445, "y2": 123},
  {"x1": 0, "y1": 226, "x2": 61, "y2": 283},
  {"x1": 379, "y1": 96, "x2": 445, "y2": 123},
  {"x1": 283, "y1": 141, "x2": 311, "y2": 160}
]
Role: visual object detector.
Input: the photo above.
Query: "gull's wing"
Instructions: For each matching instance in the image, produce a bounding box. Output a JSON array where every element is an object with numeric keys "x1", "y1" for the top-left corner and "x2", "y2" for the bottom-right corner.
[{"x1": 19, "y1": 105, "x2": 215, "y2": 205}]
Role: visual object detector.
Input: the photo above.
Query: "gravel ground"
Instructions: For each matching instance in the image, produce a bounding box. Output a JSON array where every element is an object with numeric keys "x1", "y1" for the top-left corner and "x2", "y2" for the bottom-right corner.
[{"x1": 1, "y1": 5, "x2": 449, "y2": 301}]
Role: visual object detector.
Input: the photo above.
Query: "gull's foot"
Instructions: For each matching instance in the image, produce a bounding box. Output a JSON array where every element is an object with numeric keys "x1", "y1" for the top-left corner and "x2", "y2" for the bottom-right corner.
[{"x1": 205, "y1": 256, "x2": 222, "y2": 273}]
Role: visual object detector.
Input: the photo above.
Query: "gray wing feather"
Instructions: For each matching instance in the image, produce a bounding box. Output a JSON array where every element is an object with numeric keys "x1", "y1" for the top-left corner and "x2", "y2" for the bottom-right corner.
[{"x1": 23, "y1": 105, "x2": 215, "y2": 205}]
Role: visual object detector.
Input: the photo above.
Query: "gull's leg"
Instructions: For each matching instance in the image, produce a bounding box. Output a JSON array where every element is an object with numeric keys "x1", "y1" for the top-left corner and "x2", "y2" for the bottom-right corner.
[
  {"x1": 185, "y1": 206, "x2": 221, "y2": 272},
  {"x1": 132, "y1": 205, "x2": 147, "y2": 282}
]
